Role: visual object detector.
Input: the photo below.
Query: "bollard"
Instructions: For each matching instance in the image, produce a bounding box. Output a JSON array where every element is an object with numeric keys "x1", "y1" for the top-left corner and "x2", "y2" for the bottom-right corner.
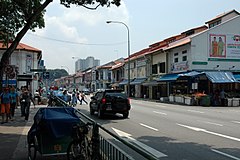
[{"x1": 91, "y1": 123, "x2": 100, "y2": 160}]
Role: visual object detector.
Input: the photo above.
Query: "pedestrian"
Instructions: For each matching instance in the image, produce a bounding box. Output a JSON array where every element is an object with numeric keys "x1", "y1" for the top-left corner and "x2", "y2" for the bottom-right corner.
[
  {"x1": 80, "y1": 92, "x2": 88, "y2": 105},
  {"x1": 62, "y1": 90, "x2": 69, "y2": 103},
  {"x1": 220, "y1": 89, "x2": 226, "y2": 106},
  {"x1": 20, "y1": 86, "x2": 25, "y2": 117},
  {"x1": 76, "y1": 91, "x2": 81, "y2": 104},
  {"x1": 16, "y1": 88, "x2": 21, "y2": 108},
  {"x1": 71, "y1": 93, "x2": 77, "y2": 107},
  {"x1": 9, "y1": 87, "x2": 18, "y2": 120},
  {"x1": 20, "y1": 87, "x2": 35, "y2": 121},
  {"x1": 0, "y1": 87, "x2": 11, "y2": 124}
]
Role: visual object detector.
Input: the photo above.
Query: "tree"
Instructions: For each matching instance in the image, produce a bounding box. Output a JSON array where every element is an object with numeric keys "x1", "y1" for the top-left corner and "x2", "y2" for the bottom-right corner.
[{"x1": 0, "y1": 0, "x2": 121, "y2": 90}]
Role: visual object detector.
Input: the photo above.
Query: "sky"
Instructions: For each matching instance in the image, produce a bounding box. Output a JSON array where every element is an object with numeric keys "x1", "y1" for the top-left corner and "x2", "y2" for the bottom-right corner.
[{"x1": 21, "y1": 0, "x2": 240, "y2": 74}]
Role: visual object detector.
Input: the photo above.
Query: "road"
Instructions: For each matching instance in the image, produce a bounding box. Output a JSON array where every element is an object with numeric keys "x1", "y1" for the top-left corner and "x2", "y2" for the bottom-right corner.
[{"x1": 78, "y1": 97, "x2": 240, "y2": 160}]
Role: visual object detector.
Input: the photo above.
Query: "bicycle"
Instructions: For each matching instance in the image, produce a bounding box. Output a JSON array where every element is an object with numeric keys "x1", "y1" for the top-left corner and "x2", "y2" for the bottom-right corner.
[{"x1": 67, "y1": 122, "x2": 93, "y2": 160}]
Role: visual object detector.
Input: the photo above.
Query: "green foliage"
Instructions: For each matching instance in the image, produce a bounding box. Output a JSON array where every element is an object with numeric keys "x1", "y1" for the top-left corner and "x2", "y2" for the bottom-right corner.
[
  {"x1": 47, "y1": 69, "x2": 68, "y2": 80},
  {"x1": 0, "y1": 0, "x2": 45, "y2": 42},
  {"x1": 60, "y1": 0, "x2": 121, "y2": 8}
]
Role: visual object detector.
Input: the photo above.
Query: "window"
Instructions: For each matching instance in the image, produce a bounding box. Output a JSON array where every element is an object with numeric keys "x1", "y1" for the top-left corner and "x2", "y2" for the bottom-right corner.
[
  {"x1": 174, "y1": 58, "x2": 178, "y2": 63},
  {"x1": 159, "y1": 62, "x2": 165, "y2": 73},
  {"x1": 152, "y1": 64, "x2": 157, "y2": 74},
  {"x1": 174, "y1": 53, "x2": 178, "y2": 56},
  {"x1": 182, "y1": 50, "x2": 187, "y2": 54},
  {"x1": 182, "y1": 56, "x2": 187, "y2": 61}
]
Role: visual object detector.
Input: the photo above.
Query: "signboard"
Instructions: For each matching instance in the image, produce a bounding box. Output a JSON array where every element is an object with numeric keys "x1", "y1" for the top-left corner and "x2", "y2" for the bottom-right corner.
[
  {"x1": 43, "y1": 72, "x2": 50, "y2": 79},
  {"x1": 209, "y1": 34, "x2": 240, "y2": 60},
  {"x1": 30, "y1": 68, "x2": 47, "y2": 72}
]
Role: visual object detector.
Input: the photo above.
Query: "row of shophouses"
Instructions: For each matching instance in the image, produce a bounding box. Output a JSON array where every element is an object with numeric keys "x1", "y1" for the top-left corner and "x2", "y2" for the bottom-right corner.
[{"x1": 54, "y1": 10, "x2": 240, "y2": 100}]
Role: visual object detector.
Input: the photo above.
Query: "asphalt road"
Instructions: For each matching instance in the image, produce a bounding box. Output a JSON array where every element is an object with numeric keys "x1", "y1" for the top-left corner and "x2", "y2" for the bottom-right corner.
[{"x1": 78, "y1": 97, "x2": 240, "y2": 160}]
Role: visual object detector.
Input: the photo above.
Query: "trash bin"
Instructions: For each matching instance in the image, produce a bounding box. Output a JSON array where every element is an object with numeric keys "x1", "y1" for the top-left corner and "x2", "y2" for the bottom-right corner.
[
  {"x1": 200, "y1": 96, "x2": 210, "y2": 106},
  {"x1": 227, "y1": 98, "x2": 233, "y2": 107},
  {"x1": 232, "y1": 98, "x2": 240, "y2": 106}
]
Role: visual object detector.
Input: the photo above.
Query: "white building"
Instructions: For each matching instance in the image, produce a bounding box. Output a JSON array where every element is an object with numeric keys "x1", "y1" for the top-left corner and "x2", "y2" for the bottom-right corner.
[
  {"x1": 75, "y1": 56, "x2": 100, "y2": 72},
  {"x1": 0, "y1": 42, "x2": 42, "y2": 93}
]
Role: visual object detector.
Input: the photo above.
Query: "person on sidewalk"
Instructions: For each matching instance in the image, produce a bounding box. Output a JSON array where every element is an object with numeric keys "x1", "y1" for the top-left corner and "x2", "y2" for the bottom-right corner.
[
  {"x1": 20, "y1": 87, "x2": 35, "y2": 121},
  {"x1": 0, "y1": 87, "x2": 11, "y2": 124},
  {"x1": 9, "y1": 87, "x2": 18, "y2": 120},
  {"x1": 20, "y1": 86, "x2": 25, "y2": 117},
  {"x1": 80, "y1": 92, "x2": 88, "y2": 105}
]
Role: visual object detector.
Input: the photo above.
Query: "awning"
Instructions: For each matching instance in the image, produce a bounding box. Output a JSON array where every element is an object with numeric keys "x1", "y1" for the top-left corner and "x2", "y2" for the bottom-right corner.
[
  {"x1": 158, "y1": 73, "x2": 180, "y2": 81},
  {"x1": 110, "y1": 82, "x2": 119, "y2": 87},
  {"x1": 142, "y1": 80, "x2": 159, "y2": 86},
  {"x1": 130, "y1": 78, "x2": 147, "y2": 85},
  {"x1": 119, "y1": 79, "x2": 134, "y2": 85},
  {"x1": 233, "y1": 74, "x2": 240, "y2": 81},
  {"x1": 204, "y1": 71, "x2": 237, "y2": 83},
  {"x1": 178, "y1": 71, "x2": 203, "y2": 77}
]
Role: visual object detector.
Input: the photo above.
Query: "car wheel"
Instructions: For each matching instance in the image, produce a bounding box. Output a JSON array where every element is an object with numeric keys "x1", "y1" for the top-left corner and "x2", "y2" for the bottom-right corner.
[
  {"x1": 90, "y1": 107, "x2": 94, "y2": 115},
  {"x1": 97, "y1": 108, "x2": 104, "y2": 118},
  {"x1": 122, "y1": 111, "x2": 129, "y2": 118}
]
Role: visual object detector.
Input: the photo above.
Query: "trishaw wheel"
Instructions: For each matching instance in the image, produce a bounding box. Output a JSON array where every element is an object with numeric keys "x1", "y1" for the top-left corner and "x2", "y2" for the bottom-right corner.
[{"x1": 67, "y1": 140, "x2": 84, "y2": 160}]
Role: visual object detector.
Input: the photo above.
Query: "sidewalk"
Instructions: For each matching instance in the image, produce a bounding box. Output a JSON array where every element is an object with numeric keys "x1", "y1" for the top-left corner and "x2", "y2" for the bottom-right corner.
[{"x1": 0, "y1": 104, "x2": 44, "y2": 160}]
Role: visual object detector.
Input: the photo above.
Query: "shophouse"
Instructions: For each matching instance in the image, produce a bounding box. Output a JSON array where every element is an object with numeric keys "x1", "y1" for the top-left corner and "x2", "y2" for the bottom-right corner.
[
  {"x1": 110, "y1": 59, "x2": 125, "y2": 89},
  {"x1": 157, "y1": 9, "x2": 240, "y2": 104},
  {"x1": 0, "y1": 41, "x2": 42, "y2": 93}
]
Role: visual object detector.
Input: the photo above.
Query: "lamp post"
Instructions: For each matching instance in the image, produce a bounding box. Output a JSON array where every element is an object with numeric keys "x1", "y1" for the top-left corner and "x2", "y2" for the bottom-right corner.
[
  {"x1": 106, "y1": 21, "x2": 131, "y2": 97},
  {"x1": 61, "y1": 65, "x2": 69, "y2": 74}
]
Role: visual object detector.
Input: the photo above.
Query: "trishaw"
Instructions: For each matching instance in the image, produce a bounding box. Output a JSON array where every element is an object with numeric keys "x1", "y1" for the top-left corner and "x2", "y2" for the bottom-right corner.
[{"x1": 27, "y1": 107, "x2": 81, "y2": 160}]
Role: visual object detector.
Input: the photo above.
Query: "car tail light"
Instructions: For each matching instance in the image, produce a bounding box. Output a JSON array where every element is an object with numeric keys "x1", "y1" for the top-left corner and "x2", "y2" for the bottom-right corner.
[
  {"x1": 127, "y1": 98, "x2": 130, "y2": 104},
  {"x1": 102, "y1": 98, "x2": 106, "y2": 104}
]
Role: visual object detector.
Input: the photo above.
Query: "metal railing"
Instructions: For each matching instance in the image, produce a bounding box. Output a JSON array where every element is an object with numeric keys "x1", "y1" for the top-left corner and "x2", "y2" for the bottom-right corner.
[{"x1": 51, "y1": 95, "x2": 158, "y2": 160}]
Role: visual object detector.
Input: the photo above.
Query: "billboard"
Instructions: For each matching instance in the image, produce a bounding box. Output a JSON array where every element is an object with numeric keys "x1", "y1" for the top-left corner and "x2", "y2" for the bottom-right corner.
[{"x1": 209, "y1": 34, "x2": 240, "y2": 60}]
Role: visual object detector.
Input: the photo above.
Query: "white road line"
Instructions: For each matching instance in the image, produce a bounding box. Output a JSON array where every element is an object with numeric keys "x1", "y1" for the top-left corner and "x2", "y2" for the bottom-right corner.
[
  {"x1": 177, "y1": 123, "x2": 240, "y2": 142},
  {"x1": 232, "y1": 121, "x2": 240, "y2": 124},
  {"x1": 155, "y1": 104, "x2": 167, "y2": 107},
  {"x1": 140, "y1": 123, "x2": 159, "y2": 131},
  {"x1": 153, "y1": 111, "x2": 167, "y2": 115},
  {"x1": 211, "y1": 149, "x2": 240, "y2": 160},
  {"x1": 187, "y1": 110, "x2": 204, "y2": 114},
  {"x1": 198, "y1": 120, "x2": 223, "y2": 126},
  {"x1": 112, "y1": 128, "x2": 167, "y2": 158}
]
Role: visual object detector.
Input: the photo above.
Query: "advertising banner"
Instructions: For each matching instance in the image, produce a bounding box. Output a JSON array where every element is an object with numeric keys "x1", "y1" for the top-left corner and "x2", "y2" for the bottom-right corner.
[{"x1": 209, "y1": 34, "x2": 240, "y2": 60}]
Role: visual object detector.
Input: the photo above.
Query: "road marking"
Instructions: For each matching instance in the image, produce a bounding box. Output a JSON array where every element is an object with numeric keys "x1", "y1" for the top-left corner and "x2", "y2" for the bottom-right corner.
[
  {"x1": 187, "y1": 110, "x2": 204, "y2": 114},
  {"x1": 140, "y1": 123, "x2": 159, "y2": 131},
  {"x1": 153, "y1": 111, "x2": 167, "y2": 115},
  {"x1": 198, "y1": 120, "x2": 223, "y2": 126},
  {"x1": 155, "y1": 104, "x2": 167, "y2": 108},
  {"x1": 232, "y1": 121, "x2": 240, "y2": 124},
  {"x1": 211, "y1": 149, "x2": 240, "y2": 160},
  {"x1": 112, "y1": 127, "x2": 167, "y2": 158},
  {"x1": 177, "y1": 123, "x2": 240, "y2": 142}
]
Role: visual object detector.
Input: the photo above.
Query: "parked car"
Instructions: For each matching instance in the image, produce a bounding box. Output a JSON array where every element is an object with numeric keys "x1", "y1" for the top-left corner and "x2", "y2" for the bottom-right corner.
[
  {"x1": 82, "y1": 88, "x2": 90, "y2": 95},
  {"x1": 89, "y1": 89, "x2": 131, "y2": 118}
]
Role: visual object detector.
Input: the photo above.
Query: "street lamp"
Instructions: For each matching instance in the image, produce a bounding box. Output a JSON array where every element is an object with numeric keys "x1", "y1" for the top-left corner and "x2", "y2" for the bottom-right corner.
[
  {"x1": 106, "y1": 21, "x2": 131, "y2": 97},
  {"x1": 61, "y1": 66, "x2": 69, "y2": 74}
]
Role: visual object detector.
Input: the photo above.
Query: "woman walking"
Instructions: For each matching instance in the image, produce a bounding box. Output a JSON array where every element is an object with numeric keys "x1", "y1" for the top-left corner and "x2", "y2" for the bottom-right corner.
[
  {"x1": 9, "y1": 87, "x2": 18, "y2": 119},
  {"x1": 0, "y1": 88, "x2": 11, "y2": 124}
]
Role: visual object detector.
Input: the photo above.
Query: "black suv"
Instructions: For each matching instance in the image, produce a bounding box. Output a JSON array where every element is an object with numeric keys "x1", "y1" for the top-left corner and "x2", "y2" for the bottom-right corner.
[{"x1": 89, "y1": 89, "x2": 131, "y2": 118}]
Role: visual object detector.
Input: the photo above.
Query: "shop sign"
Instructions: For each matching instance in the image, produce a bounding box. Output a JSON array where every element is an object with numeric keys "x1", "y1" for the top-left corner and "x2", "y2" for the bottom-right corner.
[{"x1": 171, "y1": 61, "x2": 189, "y2": 72}]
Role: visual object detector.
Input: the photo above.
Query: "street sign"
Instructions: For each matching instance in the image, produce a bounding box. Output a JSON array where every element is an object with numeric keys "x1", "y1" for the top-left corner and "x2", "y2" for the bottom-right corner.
[
  {"x1": 43, "y1": 72, "x2": 50, "y2": 79},
  {"x1": 30, "y1": 68, "x2": 46, "y2": 72}
]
